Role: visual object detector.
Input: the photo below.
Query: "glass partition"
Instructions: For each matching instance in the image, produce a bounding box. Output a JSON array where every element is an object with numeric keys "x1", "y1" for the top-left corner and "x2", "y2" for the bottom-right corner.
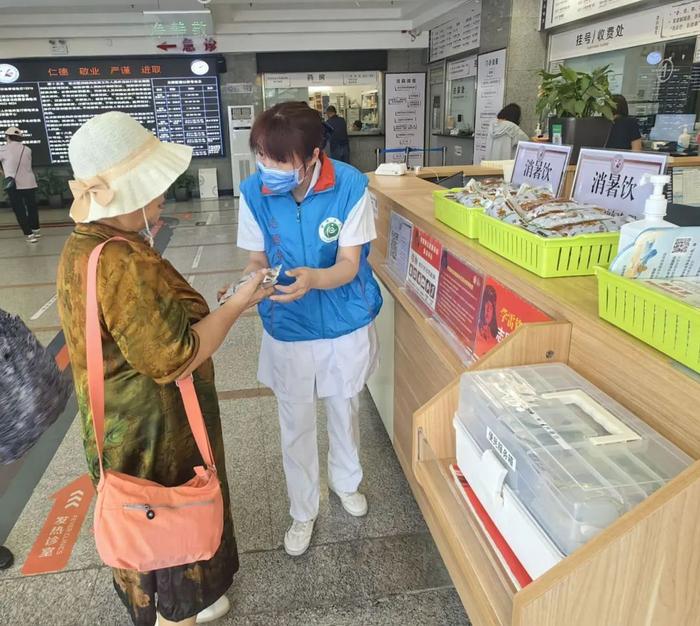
[
  {"x1": 444, "y1": 57, "x2": 477, "y2": 136},
  {"x1": 552, "y1": 36, "x2": 699, "y2": 138},
  {"x1": 263, "y1": 72, "x2": 383, "y2": 134}
]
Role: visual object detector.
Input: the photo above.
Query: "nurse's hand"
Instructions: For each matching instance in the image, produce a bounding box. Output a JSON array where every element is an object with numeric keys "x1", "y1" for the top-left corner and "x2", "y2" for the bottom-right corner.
[{"x1": 270, "y1": 267, "x2": 316, "y2": 303}]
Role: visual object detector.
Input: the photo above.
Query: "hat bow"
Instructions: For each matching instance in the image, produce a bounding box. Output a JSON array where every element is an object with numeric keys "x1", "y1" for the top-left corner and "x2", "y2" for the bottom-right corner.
[{"x1": 68, "y1": 176, "x2": 115, "y2": 222}]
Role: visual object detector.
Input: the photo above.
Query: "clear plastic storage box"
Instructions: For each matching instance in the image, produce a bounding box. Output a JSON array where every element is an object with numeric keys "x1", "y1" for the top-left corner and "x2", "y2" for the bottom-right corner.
[{"x1": 456, "y1": 363, "x2": 693, "y2": 556}]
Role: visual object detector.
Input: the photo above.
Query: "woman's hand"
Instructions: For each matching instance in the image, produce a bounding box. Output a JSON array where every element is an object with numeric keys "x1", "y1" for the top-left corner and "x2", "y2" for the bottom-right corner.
[
  {"x1": 224, "y1": 269, "x2": 274, "y2": 310},
  {"x1": 216, "y1": 283, "x2": 230, "y2": 303},
  {"x1": 270, "y1": 268, "x2": 317, "y2": 303}
]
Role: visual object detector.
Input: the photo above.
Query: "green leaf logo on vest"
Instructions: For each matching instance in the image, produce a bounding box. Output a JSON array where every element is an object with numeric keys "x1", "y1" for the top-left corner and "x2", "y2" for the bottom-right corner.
[{"x1": 319, "y1": 218, "x2": 342, "y2": 243}]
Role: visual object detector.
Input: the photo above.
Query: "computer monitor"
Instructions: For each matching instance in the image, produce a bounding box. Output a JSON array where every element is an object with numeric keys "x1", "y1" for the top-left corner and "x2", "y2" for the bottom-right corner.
[{"x1": 649, "y1": 114, "x2": 697, "y2": 142}]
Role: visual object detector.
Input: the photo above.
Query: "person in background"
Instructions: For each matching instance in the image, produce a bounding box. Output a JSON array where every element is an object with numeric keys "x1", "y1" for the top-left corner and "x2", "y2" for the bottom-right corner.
[
  {"x1": 484, "y1": 103, "x2": 529, "y2": 160},
  {"x1": 236, "y1": 101, "x2": 382, "y2": 557},
  {"x1": 324, "y1": 105, "x2": 351, "y2": 163},
  {"x1": 606, "y1": 95, "x2": 642, "y2": 151},
  {"x1": 351, "y1": 120, "x2": 363, "y2": 132},
  {"x1": 0, "y1": 127, "x2": 41, "y2": 244},
  {"x1": 57, "y1": 112, "x2": 273, "y2": 626}
]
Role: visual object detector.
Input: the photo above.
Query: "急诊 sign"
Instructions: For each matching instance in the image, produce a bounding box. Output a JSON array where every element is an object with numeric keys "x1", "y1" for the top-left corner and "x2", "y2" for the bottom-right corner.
[
  {"x1": 571, "y1": 149, "x2": 668, "y2": 218},
  {"x1": 511, "y1": 141, "x2": 573, "y2": 196}
]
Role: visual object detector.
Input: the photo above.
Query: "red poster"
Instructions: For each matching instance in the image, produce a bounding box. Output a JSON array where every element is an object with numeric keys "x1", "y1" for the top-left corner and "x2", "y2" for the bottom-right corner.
[
  {"x1": 406, "y1": 227, "x2": 443, "y2": 310},
  {"x1": 435, "y1": 251, "x2": 485, "y2": 352},
  {"x1": 474, "y1": 277, "x2": 550, "y2": 358}
]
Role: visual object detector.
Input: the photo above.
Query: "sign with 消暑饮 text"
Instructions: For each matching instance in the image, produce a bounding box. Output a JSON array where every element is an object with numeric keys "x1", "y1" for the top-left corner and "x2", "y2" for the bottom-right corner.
[
  {"x1": 511, "y1": 141, "x2": 573, "y2": 196},
  {"x1": 571, "y1": 149, "x2": 668, "y2": 218}
]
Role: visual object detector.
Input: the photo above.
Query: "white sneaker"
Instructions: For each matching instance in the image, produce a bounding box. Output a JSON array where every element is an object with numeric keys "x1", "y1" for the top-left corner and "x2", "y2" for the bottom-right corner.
[
  {"x1": 284, "y1": 518, "x2": 315, "y2": 556},
  {"x1": 331, "y1": 489, "x2": 368, "y2": 517},
  {"x1": 32, "y1": 229, "x2": 41, "y2": 239},
  {"x1": 196, "y1": 595, "x2": 230, "y2": 623},
  {"x1": 156, "y1": 596, "x2": 230, "y2": 626},
  {"x1": 26, "y1": 234, "x2": 38, "y2": 244}
]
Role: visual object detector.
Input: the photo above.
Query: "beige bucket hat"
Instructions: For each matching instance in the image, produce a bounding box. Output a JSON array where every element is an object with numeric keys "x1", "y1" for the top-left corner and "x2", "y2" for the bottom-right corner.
[
  {"x1": 68, "y1": 111, "x2": 192, "y2": 223},
  {"x1": 5, "y1": 127, "x2": 22, "y2": 137}
]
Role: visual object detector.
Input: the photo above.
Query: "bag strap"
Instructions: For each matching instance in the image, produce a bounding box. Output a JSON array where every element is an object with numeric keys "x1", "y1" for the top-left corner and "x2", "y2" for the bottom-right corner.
[
  {"x1": 85, "y1": 237, "x2": 216, "y2": 484},
  {"x1": 12, "y1": 146, "x2": 25, "y2": 178}
]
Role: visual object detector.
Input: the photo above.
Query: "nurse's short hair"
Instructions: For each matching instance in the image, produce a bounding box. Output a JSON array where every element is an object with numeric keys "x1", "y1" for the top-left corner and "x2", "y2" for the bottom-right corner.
[{"x1": 250, "y1": 101, "x2": 325, "y2": 164}]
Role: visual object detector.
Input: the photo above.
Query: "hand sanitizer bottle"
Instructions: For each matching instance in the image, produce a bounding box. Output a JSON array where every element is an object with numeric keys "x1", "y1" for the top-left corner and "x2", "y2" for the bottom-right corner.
[
  {"x1": 551, "y1": 124, "x2": 563, "y2": 145},
  {"x1": 618, "y1": 173, "x2": 677, "y2": 251},
  {"x1": 678, "y1": 126, "x2": 691, "y2": 150}
]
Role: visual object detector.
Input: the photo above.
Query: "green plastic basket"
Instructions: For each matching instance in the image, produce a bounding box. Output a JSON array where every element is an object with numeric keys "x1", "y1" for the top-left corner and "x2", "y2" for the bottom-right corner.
[
  {"x1": 433, "y1": 189, "x2": 484, "y2": 239},
  {"x1": 595, "y1": 267, "x2": 700, "y2": 373},
  {"x1": 475, "y1": 213, "x2": 620, "y2": 278}
]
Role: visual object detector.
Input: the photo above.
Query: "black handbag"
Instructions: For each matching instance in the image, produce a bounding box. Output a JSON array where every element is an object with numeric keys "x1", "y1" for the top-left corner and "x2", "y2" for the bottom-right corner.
[
  {"x1": 0, "y1": 308, "x2": 71, "y2": 464},
  {"x1": 3, "y1": 145, "x2": 25, "y2": 192}
]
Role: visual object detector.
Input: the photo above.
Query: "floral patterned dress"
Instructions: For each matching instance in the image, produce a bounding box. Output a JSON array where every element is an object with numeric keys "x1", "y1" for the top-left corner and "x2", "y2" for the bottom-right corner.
[{"x1": 56, "y1": 222, "x2": 238, "y2": 626}]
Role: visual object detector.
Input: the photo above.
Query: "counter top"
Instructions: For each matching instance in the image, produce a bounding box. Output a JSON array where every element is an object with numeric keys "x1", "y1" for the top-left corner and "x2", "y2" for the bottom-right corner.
[
  {"x1": 431, "y1": 132, "x2": 475, "y2": 138},
  {"x1": 367, "y1": 172, "x2": 700, "y2": 458}
]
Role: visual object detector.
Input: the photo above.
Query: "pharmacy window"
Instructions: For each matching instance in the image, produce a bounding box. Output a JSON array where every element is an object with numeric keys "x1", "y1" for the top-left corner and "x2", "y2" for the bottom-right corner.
[{"x1": 262, "y1": 72, "x2": 383, "y2": 134}]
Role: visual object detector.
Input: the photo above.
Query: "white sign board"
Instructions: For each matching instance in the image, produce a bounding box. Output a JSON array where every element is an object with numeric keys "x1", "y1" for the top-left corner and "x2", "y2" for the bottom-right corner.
[
  {"x1": 571, "y1": 149, "x2": 668, "y2": 218},
  {"x1": 549, "y1": 2, "x2": 700, "y2": 61},
  {"x1": 544, "y1": 0, "x2": 643, "y2": 29},
  {"x1": 473, "y1": 49, "x2": 507, "y2": 165},
  {"x1": 385, "y1": 73, "x2": 426, "y2": 168},
  {"x1": 662, "y1": 1, "x2": 700, "y2": 39},
  {"x1": 264, "y1": 71, "x2": 379, "y2": 88},
  {"x1": 429, "y1": 0, "x2": 482, "y2": 62},
  {"x1": 387, "y1": 211, "x2": 414, "y2": 283},
  {"x1": 511, "y1": 141, "x2": 573, "y2": 196},
  {"x1": 447, "y1": 55, "x2": 478, "y2": 81}
]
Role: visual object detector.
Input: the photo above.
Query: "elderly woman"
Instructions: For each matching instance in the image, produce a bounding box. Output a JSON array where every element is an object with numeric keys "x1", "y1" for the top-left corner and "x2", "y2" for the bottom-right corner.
[{"x1": 57, "y1": 112, "x2": 271, "y2": 626}]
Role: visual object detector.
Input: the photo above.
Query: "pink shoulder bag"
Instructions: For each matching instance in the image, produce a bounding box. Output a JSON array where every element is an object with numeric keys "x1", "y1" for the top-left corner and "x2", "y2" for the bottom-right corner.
[{"x1": 86, "y1": 238, "x2": 223, "y2": 572}]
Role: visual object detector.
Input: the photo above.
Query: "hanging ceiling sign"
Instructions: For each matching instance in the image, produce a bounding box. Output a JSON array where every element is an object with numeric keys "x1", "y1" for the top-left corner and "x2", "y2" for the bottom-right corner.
[
  {"x1": 429, "y1": 0, "x2": 482, "y2": 63},
  {"x1": 543, "y1": 0, "x2": 644, "y2": 30},
  {"x1": 549, "y1": 2, "x2": 700, "y2": 61}
]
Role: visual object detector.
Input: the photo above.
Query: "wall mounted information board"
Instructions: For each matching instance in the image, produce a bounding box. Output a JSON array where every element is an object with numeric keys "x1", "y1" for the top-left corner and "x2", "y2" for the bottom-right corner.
[
  {"x1": 474, "y1": 49, "x2": 507, "y2": 165},
  {"x1": 384, "y1": 73, "x2": 426, "y2": 168},
  {"x1": 543, "y1": 0, "x2": 643, "y2": 30},
  {"x1": 0, "y1": 56, "x2": 224, "y2": 165},
  {"x1": 429, "y1": 0, "x2": 482, "y2": 63}
]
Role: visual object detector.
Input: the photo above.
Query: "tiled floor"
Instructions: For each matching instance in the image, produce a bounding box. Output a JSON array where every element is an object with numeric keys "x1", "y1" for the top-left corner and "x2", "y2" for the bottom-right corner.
[{"x1": 0, "y1": 199, "x2": 470, "y2": 626}]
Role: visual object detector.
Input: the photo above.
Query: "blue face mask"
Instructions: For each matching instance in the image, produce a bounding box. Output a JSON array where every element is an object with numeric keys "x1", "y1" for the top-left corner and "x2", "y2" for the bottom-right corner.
[{"x1": 257, "y1": 161, "x2": 304, "y2": 194}]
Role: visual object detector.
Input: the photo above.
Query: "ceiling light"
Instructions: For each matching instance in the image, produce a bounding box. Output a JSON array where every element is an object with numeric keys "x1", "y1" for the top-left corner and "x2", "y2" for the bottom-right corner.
[{"x1": 143, "y1": 9, "x2": 211, "y2": 15}]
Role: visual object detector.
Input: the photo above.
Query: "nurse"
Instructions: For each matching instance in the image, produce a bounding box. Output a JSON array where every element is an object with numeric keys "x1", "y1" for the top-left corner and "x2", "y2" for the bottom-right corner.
[{"x1": 235, "y1": 101, "x2": 382, "y2": 556}]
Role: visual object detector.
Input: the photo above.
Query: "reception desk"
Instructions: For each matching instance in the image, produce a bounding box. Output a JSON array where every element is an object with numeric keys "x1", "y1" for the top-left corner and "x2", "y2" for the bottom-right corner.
[{"x1": 366, "y1": 171, "x2": 700, "y2": 626}]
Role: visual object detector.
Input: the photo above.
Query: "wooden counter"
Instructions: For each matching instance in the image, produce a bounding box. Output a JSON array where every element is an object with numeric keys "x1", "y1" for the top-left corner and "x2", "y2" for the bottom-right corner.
[
  {"x1": 416, "y1": 155, "x2": 700, "y2": 196},
  {"x1": 367, "y1": 172, "x2": 700, "y2": 626}
]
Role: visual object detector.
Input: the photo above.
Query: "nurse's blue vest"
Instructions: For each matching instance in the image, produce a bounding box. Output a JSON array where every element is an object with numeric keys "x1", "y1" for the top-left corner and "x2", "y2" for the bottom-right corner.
[{"x1": 240, "y1": 157, "x2": 383, "y2": 342}]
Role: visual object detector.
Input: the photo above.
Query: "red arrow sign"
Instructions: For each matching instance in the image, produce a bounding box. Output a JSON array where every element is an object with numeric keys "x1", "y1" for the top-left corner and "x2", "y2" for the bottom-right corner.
[
  {"x1": 21, "y1": 474, "x2": 95, "y2": 576},
  {"x1": 157, "y1": 42, "x2": 177, "y2": 51}
]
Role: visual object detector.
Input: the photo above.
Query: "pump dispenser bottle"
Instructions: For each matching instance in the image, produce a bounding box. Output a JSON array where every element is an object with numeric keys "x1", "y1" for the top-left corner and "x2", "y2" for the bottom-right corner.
[{"x1": 618, "y1": 173, "x2": 677, "y2": 251}]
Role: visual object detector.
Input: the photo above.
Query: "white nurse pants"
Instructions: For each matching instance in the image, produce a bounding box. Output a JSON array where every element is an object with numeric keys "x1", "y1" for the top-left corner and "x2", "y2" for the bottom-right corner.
[
  {"x1": 258, "y1": 324, "x2": 378, "y2": 522},
  {"x1": 277, "y1": 393, "x2": 362, "y2": 522}
]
